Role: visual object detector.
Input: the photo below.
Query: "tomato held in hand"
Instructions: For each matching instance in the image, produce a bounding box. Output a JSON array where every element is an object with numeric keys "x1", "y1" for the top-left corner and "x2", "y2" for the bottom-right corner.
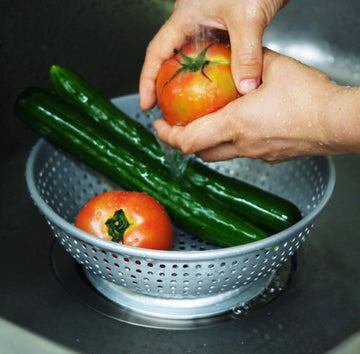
[
  {"x1": 75, "y1": 191, "x2": 174, "y2": 250},
  {"x1": 156, "y1": 41, "x2": 239, "y2": 126}
]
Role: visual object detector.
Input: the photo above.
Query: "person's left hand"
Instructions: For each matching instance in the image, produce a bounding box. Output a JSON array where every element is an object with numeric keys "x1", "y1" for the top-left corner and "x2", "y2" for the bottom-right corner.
[{"x1": 139, "y1": 0, "x2": 289, "y2": 111}]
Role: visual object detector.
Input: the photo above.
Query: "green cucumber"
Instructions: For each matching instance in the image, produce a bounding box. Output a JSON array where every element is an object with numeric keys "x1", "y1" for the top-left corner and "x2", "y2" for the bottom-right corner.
[
  {"x1": 16, "y1": 87, "x2": 269, "y2": 247},
  {"x1": 49, "y1": 65, "x2": 302, "y2": 233}
]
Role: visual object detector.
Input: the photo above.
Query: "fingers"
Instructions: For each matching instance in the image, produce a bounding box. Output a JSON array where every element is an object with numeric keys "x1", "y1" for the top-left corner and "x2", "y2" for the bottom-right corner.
[
  {"x1": 139, "y1": 21, "x2": 188, "y2": 111},
  {"x1": 154, "y1": 118, "x2": 243, "y2": 162},
  {"x1": 153, "y1": 120, "x2": 184, "y2": 151},
  {"x1": 226, "y1": 0, "x2": 290, "y2": 95},
  {"x1": 197, "y1": 142, "x2": 240, "y2": 162},
  {"x1": 197, "y1": 141, "x2": 289, "y2": 164},
  {"x1": 154, "y1": 115, "x2": 288, "y2": 164},
  {"x1": 227, "y1": 18, "x2": 264, "y2": 95},
  {"x1": 153, "y1": 106, "x2": 234, "y2": 155}
]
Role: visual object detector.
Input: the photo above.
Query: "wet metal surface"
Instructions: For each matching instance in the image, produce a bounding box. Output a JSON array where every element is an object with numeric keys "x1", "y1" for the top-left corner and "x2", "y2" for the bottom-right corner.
[{"x1": 1, "y1": 0, "x2": 360, "y2": 352}]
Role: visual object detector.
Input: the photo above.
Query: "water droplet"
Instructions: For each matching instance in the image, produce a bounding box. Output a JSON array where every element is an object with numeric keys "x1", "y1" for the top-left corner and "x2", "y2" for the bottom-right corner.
[
  {"x1": 268, "y1": 287, "x2": 276, "y2": 294},
  {"x1": 232, "y1": 302, "x2": 250, "y2": 316}
]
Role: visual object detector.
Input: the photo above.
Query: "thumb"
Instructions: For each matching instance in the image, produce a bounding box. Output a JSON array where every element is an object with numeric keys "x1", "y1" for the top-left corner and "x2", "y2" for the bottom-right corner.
[
  {"x1": 139, "y1": 21, "x2": 187, "y2": 110},
  {"x1": 228, "y1": 24, "x2": 264, "y2": 95}
]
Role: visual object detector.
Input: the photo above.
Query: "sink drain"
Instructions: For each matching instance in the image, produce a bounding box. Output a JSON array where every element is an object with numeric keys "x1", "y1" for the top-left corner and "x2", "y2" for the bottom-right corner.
[{"x1": 50, "y1": 239, "x2": 298, "y2": 329}]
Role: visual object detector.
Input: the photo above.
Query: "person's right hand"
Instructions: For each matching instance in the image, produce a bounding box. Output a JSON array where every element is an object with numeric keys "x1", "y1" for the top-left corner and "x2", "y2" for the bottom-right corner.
[
  {"x1": 153, "y1": 48, "x2": 360, "y2": 163},
  {"x1": 139, "y1": 0, "x2": 289, "y2": 111}
]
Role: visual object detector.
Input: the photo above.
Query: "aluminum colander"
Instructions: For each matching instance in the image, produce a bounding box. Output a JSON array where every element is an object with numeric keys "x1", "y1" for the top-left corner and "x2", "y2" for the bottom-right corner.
[{"x1": 25, "y1": 94, "x2": 336, "y2": 319}]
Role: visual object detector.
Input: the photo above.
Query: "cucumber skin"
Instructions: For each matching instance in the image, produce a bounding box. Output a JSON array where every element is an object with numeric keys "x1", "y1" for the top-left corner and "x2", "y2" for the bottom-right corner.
[
  {"x1": 49, "y1": 65, "x2": 302, "y2": 233},
  {"x1": 16, "y1": 88, "x2": 269, "y2": 247}
]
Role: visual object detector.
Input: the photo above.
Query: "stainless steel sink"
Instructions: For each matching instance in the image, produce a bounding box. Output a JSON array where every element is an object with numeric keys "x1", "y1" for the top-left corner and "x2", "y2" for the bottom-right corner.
[
  {"x1": 264, "y1": 0, "x2": 360, "y2": 86},
  {"x1": 1, "y1": 0, "x2": 359, "y2": 353}
]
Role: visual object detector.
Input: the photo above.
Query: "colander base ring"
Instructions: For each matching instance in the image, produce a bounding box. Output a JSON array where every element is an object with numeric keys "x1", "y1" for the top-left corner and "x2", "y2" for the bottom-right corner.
[
  {"x1": 51, "y1": 239, "x2": 297, "y2": 328},
  {"x1": 84, "y1": 268, "x2": 275, "y2": 320}
]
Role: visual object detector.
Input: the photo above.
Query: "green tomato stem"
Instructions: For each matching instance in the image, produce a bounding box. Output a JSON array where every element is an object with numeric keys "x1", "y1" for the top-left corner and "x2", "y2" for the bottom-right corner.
[
  {"x1": 105, "y1": 209, "x2": 130, "y2": 243},
  {"x1": 163, "y1": 43, "x2": 216, "y2": 88}
]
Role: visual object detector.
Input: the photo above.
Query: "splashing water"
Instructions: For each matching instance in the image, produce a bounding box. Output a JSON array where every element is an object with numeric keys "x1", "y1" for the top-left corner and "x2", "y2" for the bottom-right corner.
[
  {"x1": 145, "y1": 24, "x2": 224, "y2": 177},
  {"x1": 157, "y1": 139, "x2": 193, "y2": 177},
  {"x1": 144, "y1": 108, "x2": 193, "y2": 177}
]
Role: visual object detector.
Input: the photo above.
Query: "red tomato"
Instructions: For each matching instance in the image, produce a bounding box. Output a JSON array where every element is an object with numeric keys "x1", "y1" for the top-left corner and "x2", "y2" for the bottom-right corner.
[
  {"x1": 156, "y1": 41, "x2": 239, "y2": 126},
  {"x1": 75, "y1": 191, "x2": 174, "y2": 250}
]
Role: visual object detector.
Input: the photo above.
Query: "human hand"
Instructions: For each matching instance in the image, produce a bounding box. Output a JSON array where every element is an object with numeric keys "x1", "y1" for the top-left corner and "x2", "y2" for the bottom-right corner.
[
  {"x1": 139, "y1": 0, "x2": 289, "y2": 110},
  {"x1": 153, "y1": 49, "x2": 360, "y2": 163}
]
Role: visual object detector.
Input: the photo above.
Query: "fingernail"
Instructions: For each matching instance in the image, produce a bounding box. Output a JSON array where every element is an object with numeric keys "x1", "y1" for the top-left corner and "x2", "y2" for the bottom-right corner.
[{"x1": 239, "y1": 79, "x2": 258, "y2": 94}]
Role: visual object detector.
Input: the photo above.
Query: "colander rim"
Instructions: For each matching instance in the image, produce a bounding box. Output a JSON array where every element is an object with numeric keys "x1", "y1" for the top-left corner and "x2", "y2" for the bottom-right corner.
[{"x1": 26, "y1": 138, "x2": 336, "y2": 261}]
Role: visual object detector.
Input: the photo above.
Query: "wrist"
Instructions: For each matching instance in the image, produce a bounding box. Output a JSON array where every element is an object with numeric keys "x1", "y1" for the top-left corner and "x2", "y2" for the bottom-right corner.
[{"x1": 324, "y1": 84, "x2": 360, "y2": 154}]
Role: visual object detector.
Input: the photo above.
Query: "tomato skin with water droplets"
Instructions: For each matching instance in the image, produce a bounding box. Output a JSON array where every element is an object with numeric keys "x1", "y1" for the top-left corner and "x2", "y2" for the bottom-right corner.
[
  {"x1": 75, "y1": 191, "x2": 174, "y2": 250},
  {"x1": 156, "y1": 41, "x2": 239, "y2": 126}
]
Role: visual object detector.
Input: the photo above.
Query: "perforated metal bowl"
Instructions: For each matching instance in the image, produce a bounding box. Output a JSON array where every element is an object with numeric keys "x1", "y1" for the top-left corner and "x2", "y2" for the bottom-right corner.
[{"x1": 25, "y1": 94, "x2": 335, "y2": 319}]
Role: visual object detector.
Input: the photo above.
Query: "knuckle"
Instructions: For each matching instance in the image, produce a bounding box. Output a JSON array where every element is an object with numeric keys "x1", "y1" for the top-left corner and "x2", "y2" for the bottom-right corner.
[
  {"x1": 165, "y1": 126, "x2": 186, "y2": 152},
  {"x1": 180, "y1": 143, "x2": 195, "y2": 155},
  {"x1": 236, "y1": 50, "x2": 262, "y2": 71},
  {"x1": 222, "y1": 106, "x2": 241, "y2": 142},
  {"x1": 177, "y1": 135, "x2": 195, "y2": 155}
]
